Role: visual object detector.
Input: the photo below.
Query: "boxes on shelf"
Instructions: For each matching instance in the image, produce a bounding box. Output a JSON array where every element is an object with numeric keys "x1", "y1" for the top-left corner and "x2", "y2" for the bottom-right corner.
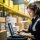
[
  {"x1": 19, "y1": 4, "x2": 25, "y2": 13},
  {"x1": 0, "y1": 17, "x2": 6, "y2": 30},
  {"x1": 0, "y1": 17, "x2": 5, "y2": 23},
  {"x1": 0, "y1": 0, "x2": 3, "y2": 3},
  {"x1": 13, "y1": 5, "x2": 19, "y2": 12},
  {"x1": 5, "y1": 0, "x2": 13, "y2": 8},
  {"x1": 0, "y1": 30, "x2": 7, "y2": 40},
  {"x1": 5, "y1": 0, "x2": 9, "y2": 6},
  {"x1": 10, "y1": 0, "x2": 13, "y2": 8},
  {"x1": 1, "y1": 23, "x2": 5, "y2": 30}
]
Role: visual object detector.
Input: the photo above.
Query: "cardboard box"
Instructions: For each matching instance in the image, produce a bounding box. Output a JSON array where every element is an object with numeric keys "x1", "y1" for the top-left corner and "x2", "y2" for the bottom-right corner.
[
  {"x1": 0, "y1": 30, "x2": 7, "y2": 40},
  {"x1": 0, "y1": 27, "x2": 1, "y2": 31},
  {"x1": 0, "y1": 17, "x2": 5, "y2": 23},
  {"x1": 0, "y1": 28, "x2": 1, "y2": 31},
  {"x1": 17, "y1": 17, "x2": 24, "y2": 31}
]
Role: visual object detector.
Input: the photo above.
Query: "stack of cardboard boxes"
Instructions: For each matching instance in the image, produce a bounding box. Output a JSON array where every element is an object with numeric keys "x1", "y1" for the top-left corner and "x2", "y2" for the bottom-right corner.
[
  {"x1": 0, "y1": 17, "x2": 7, "y2": 40},
  {"x1": 0, "y1": 30, "x2": 7, "y2": 40}
]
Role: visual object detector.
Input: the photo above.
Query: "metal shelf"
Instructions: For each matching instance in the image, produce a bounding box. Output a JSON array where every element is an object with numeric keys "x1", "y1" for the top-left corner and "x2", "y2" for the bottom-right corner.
[{"x1": 0, "y1": 3, "x2": 31, "y2": 18}]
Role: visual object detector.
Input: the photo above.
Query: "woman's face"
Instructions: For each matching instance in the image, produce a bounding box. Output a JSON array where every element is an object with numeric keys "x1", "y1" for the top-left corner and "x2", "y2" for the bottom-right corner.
[{"x1": 27, "y1": 8, "x2": 35, "y2": 17}]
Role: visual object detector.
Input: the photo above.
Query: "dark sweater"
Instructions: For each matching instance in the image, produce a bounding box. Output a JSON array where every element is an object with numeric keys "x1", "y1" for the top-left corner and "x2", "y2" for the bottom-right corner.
[{"x1": 28, "y1": 16, "x2": 40, "y2": 40}]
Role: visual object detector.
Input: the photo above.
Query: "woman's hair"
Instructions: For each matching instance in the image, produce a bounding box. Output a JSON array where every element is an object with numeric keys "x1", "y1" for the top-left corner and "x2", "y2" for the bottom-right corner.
[{"x1": 27, "y1": 3, "x2": 40, "y2": 17}]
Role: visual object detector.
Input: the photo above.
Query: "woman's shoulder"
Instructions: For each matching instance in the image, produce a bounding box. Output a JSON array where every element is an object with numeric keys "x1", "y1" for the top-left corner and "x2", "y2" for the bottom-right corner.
[
  {"x1": 36, "y1": 18, "x2": 40, "y2": 26},
  {"x1": 37, "y1": 17, "x2": 40, "y2": 22}
]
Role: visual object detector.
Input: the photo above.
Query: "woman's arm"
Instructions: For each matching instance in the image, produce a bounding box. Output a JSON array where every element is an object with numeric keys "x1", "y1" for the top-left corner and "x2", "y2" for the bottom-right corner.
[{"x1": 35, "y1": 21, "x2": 40, "y2": 39}]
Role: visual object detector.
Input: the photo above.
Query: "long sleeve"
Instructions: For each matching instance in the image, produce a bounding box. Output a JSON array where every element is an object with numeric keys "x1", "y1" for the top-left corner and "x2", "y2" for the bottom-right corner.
[{"x1": 35, "y1": 21, "x2": 40, "y2": 39}]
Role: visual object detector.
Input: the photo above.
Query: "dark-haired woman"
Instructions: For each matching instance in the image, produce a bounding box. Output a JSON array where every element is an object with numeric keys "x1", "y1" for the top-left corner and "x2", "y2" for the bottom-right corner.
[
  {"x1": 27, "y1": 3, "x2": 40, "y2": 40},
  {"x1": 22, "y1": 3, "x2": 40, "y2": 40}
]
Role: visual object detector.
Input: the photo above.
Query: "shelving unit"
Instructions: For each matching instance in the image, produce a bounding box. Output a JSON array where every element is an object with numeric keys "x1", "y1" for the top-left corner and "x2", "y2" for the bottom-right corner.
[
  {"x1": 0, "y1": 0, "x2": 31, "y2": 32},
  {"x1": 0, "y1": 0, "x2": 32, "y2": 40},
  {"x1": 0, "y1": 3, "x2": 30, "y2": 18}
]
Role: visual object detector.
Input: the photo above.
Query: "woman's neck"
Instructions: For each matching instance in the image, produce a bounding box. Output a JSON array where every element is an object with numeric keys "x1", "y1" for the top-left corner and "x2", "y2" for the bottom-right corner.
[
  {"x1": 32, "y1": 15, "x2": 38, "y2": 20},
  {"x1": 34, "y1": 16, "x2": 37, "y2": 19}
]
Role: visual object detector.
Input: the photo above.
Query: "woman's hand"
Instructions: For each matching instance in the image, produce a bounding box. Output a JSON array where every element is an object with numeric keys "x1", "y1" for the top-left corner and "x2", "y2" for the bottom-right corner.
[
  {"x1": 19, "y1": 32, "x2": 35, "y2": 39},
  {"x1": 23, "y1": 33, "x2": 35, "y2": 39}
]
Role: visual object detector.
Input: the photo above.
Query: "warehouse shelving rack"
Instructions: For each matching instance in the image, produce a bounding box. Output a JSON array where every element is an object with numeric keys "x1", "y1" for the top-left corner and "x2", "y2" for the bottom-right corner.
[{"x1": 0, "y1": 2, "x2": 31, "y2": 18}]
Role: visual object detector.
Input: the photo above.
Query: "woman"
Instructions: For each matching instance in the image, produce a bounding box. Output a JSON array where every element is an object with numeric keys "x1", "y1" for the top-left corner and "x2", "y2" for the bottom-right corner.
[
  {"x1": 22, "y1": 3, "x2": 40, "y2": 40},
  {"x1": 27, "y1": 3, "x2": 40, "y2": 40}
]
